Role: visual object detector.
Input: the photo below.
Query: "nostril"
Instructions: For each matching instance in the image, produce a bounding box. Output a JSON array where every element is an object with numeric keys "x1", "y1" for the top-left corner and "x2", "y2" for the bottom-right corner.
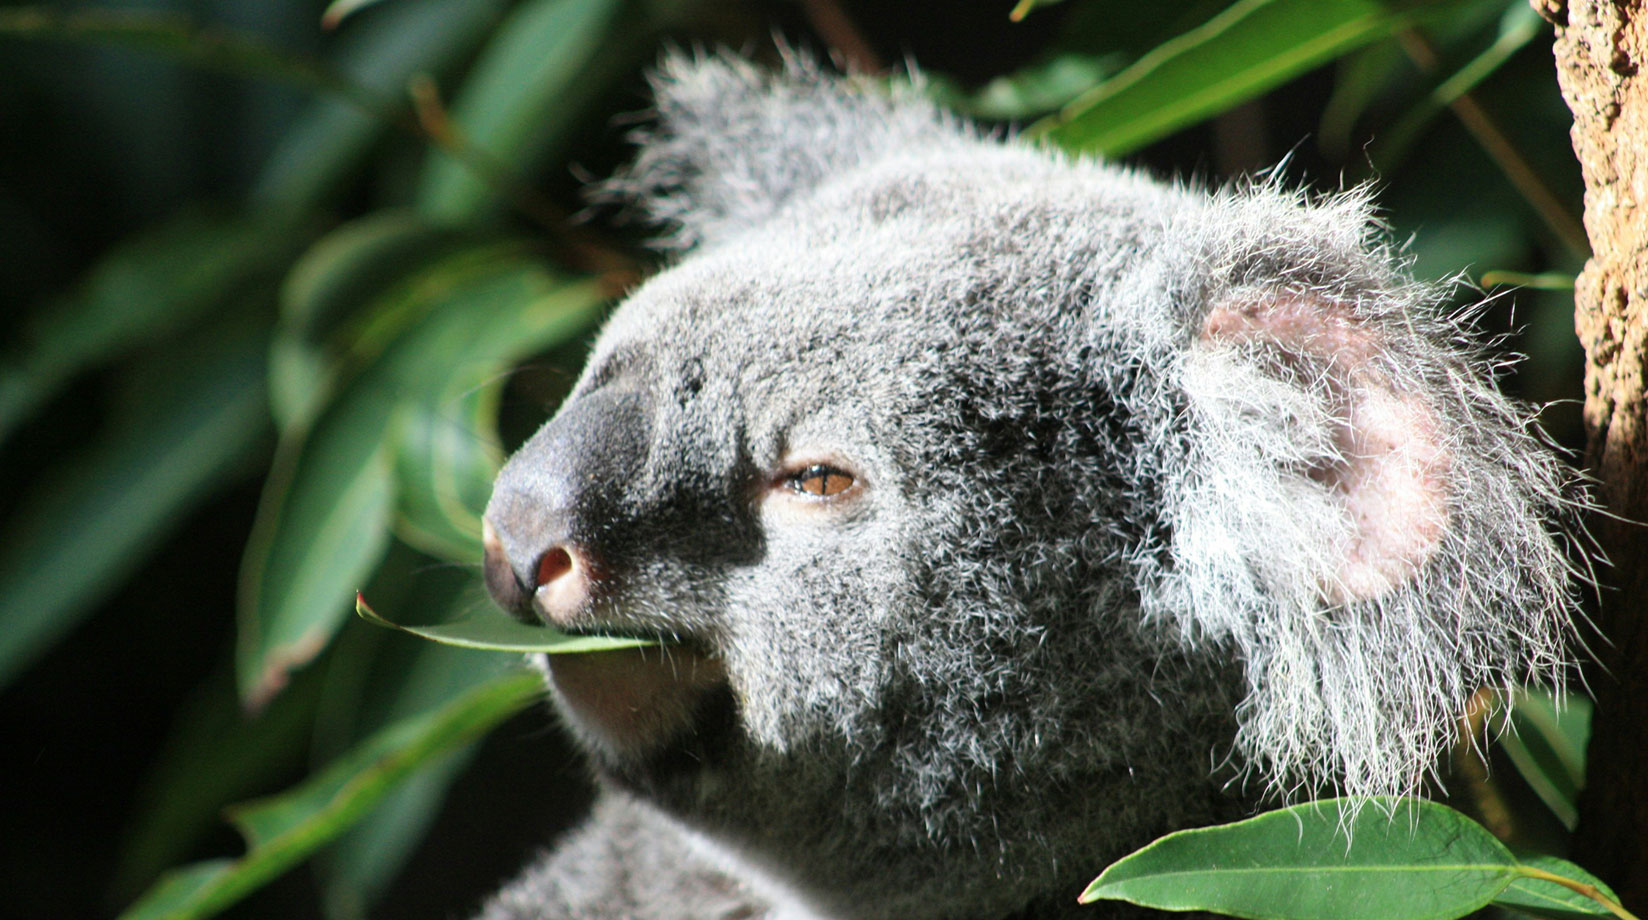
[
  {"x1": 536, "y1": 546, "x2": 573, "y2": 588},
  {"x1": 532, "y1": 543, "x2": 595, "y2": 627}
]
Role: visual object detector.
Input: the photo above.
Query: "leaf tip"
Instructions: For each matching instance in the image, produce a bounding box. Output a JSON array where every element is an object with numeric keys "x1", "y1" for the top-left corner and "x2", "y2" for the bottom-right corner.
[
  {"x1": 318, "y1": 0, "x2": 347, "y2": 30},
  {"x1": 243, "y1": 626, "x2": 329, "y2": 713}
]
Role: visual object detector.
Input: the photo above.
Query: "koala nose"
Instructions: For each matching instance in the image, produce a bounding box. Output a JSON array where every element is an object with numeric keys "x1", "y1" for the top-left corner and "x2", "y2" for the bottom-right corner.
[
  {"x1": 482, "y1": 383, "x2": 652, "y2": 626},
  {"x1": 481, "y1": 520, "x2": 601, "y2": 626}
]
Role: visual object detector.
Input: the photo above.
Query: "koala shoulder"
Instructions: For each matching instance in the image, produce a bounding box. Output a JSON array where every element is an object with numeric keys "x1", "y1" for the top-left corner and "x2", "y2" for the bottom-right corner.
[{"x1": 476, "y1": 796, "x2": 770, "y2": 920}]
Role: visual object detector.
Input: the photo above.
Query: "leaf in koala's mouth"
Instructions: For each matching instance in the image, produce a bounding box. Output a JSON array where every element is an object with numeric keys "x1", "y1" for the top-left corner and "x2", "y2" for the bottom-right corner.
[{"x1": 354, "y1": 593, "x2": 656, "y2": 653}]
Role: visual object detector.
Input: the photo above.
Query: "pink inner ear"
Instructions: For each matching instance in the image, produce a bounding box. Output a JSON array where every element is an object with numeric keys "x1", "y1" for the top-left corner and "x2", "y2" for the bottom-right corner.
[{"x1": 1203, "y1": 297, "x2": 1451, "y2": 605}]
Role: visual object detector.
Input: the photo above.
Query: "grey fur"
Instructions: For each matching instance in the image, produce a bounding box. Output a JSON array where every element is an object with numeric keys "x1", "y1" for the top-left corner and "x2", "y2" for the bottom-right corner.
[{"x1": 476, "y1": 52, "x2": 1582, "y2": 920}]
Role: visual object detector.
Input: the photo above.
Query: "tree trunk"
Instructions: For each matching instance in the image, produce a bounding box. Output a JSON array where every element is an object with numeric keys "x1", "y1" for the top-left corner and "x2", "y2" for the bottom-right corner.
[{"x1": 1537, "y1": 0, "x2": 1648, "y2": 908}]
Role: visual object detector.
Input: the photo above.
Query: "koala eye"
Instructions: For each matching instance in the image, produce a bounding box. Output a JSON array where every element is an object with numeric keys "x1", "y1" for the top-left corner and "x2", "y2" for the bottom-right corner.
[{"x1": 788, "y1": 464, "x2": 856, "y2": 498}]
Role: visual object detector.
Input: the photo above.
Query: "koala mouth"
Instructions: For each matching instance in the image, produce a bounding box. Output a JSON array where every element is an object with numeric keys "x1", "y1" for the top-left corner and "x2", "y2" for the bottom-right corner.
[{"x1": 545, "y1": 640, "x2": 732, "y2": 770}]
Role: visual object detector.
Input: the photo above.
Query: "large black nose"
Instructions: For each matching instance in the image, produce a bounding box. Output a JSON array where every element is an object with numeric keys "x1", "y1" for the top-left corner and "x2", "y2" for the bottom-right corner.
[{"x1": 481, "y1": 385, "x2": 652, "y2": 626}]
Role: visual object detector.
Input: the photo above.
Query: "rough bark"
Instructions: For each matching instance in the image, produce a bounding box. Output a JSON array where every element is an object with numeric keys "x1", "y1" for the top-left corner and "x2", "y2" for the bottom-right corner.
[{"x1": 1537, "y1": 0, "x2": 1648, "y2": 908}]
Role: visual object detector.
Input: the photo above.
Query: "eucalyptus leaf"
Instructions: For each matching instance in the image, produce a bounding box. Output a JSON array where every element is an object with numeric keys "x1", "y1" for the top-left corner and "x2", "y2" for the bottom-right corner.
[
  {"x1": 1033, "y1": 0, "x2": 1406, "y2": 156},
  {"x1": 1499, "y1": 689, "x2": 1592, "y2": 831},
  {"x1": 320, "y1": 0, "x2": 395, "y2": 30},
  {"x1": 0, "y1": 8, "x2": 352, "y2": 95},
  {"x1": 272, "y1": 212, "x2": 465, "y2": 428},
  {"x1": 926, "y1": 53, "x2": 1120, "y2": 121},
  {"x1": 0, "y1": 322, "x2": 269, "y2": 690},
  {"x1": 1372, "y1": 3, "x2": 1545, "y2": 170},
  {"x1": 1318, "y1": 42, "x2": 1408, "y2": 160},
  {"x1": 319, "y1": 748, "x2": 470, "y2": 919},
  {"x1": 315, "y1": 576, "x2": 515, "y2": 918},
  {"x1": 120, "y1": 861, "x2": 237, "y2": 920},
  {"x1": 1008, "y1": 0, "x2": 1067, "y2": 20},
  {"x1": 235, "y1": 387, "x2": 399, "y2": 708},
  {"x1": 117, "y1": 670, "x2": 542, "y2": 920},
  {"x1": 390, "y1": 276, "x2": 605, "y2": 561},
  {"x1": 252, "y1": 0, "x2": 510, "y2": 210},
  {"x1": 238, "y1": 250, "x2": 602, "y2": 705},
  {"x1": 238, "y1": 247, "x2": 515, "y2": 705},
  {"x1": 1081, "y1": 797, "x2": 1519, "y2": 920},
  {"x1": 390, "y1": 401, "x2": 498, "y2": 561},
  {"x1": 356, "y1": 593, "x2": 654, "y2": 653},
  {"x1": 113, "y1": 661, "x2": 326, "y2": 901},
  {"x1": 0, "y1": 210, "x2": 292, "y2": 442},
  {"x1": 281, "y1": 212, "x2": 468, "y2": 344},
  {"x1": 413, "y1": 0, "x2": 628, "y2": 221},
  {"x1": 1495, "y1": 855, "x2": 1618, "y2": 919}
]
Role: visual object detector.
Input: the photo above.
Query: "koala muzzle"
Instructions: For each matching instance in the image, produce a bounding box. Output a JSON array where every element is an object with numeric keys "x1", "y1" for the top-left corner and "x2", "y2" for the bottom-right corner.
[{"x1": 482, "y1": 385, "x2": 652, "y2": 628}]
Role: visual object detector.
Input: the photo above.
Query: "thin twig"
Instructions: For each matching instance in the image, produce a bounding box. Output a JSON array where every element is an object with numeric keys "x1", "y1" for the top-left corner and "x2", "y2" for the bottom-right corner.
[
  {"x1": 799, "y1": 0, "x2": 884, "y2": 73},
  {"x1": 1397, "y1": 28, "x2": 1590, "y2": 261},
  {"x1": 407, "y1": 76, "x2": 638, "y2": 286},
  {"x1": 1517, "y1": 866, "x2": 1642, "y2": 920},
  {"x1": 1450, "y1": 688, "x2": 1518, "y2": 843}
]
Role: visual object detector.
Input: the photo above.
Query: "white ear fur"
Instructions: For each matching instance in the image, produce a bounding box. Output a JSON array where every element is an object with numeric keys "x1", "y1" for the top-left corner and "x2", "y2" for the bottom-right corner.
[
  {"x1": 1135, "y1": 287, "x2": 1549, "y2": 803},
  {"x1": 1194, "y1": 295, "x2": 1450, "y2": 606}
]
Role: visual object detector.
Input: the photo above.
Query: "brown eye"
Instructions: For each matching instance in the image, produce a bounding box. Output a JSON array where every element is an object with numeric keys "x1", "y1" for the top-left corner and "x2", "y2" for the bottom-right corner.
[{"x1": 789, "y1": 464, "x2": 855, "y2": 497}]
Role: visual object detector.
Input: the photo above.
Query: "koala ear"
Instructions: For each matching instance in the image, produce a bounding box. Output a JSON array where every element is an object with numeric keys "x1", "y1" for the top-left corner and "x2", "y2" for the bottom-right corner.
[
  {"x1": 606, "y1": 50, "x2": 955, "y2": 248},
  {"x1": 1192, "y1": 294, "x2": 1450, "y2": 606},
  {"x1": 1143, "y1": 287, "x2": 1579, "y2": 802}
]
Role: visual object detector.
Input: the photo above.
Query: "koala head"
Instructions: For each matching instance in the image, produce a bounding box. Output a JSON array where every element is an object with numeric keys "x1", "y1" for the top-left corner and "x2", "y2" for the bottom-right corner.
[{"x1": 480, "y1": 53, "x2": 1579, "y2": 919}]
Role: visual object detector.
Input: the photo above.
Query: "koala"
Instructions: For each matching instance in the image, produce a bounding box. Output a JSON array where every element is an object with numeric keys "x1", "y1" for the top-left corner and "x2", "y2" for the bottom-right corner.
[{"x1": 476, "y1": 53, "x2": 1580, "y2": 920}]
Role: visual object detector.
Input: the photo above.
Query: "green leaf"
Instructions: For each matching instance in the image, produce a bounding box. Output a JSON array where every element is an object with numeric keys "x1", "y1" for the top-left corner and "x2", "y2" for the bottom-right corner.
[
  {"x1": 318, "y1": 747, "x2": 470, "y2": 919},
  {"x1": 1318, "y1": 41, "x2": 1409, "y2": 160},
  {"x1": 282, "y1": 213, "x2": 466, "y2": 343},
  {"x1": 236, "y1": 386, "x2": 398, "y2": 709},
  {"x1": 413, "y1": 0, "x2": 626, "y2": 222},
  {"x1": 237, "y1": 247, "x2": 602, "y2": 705},
  {"x1": 1499, "y1": 688, "x2": 1592, "y2": 832},
  {"x1": 251, "y1": 0, "x2": 510, "y2": 210},
  {"x1": 1318, "y1": 0, "x2": 1514, "y2": 161},
  {"x1": 925, "y1": 53, "x2": 1120, "y2": 121},
  {"x1": 320, "y1": 0, "x2": 396, "y2": 30},
  {"x1": 1496, "y1": 856, "x2": 1618, "y2": 919},
  {"x1": 1033, "y1": 0, "x2": 1408, "y2": 156},
  {"x1": 0, "y1": 210, "x2": 293, "y2": 442},
  {"x1": 390, "y1": 275, "x2": 605, "y2": 561},
  {"x1": 356, "y1": 593, "x2": 653, "y2": 653},
  {"x1": 1080, "y1": 797, "x2": 1518, "y2": 920},
  {"x1": 239, "y1": 247, "x2": 519, "y2": 705},
  {"x1": 116, "y1": 669, "x2": 543, "y2": 920},
  {"x1": 390, "y1": 400, "x2": 498, "y2": 561},
  {"x1": 1008, "y1": 0, "x2": 1067, "y2": 21},
  {"x1": 272, "y1": 212, "x2": 465, "y2": 428},
  {"x1": 113, "y1": 661, "x2": 326, "y2": 901},
  {"x1": 0, "y1": 321, "x2": 269, "y2": 689},
  {"x1": 0, "y1": 8, "x2": 351, "y2": 95},
  {"x1": 120, "y1": 861, "x2": 238, "y2": 920},
  {"x1": 311, "y1": 568, "x2": 514, "y2": 917}
]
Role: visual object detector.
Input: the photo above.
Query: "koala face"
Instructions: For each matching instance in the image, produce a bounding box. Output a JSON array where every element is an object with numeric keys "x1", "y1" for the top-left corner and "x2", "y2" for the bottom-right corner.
[
  {"x1": 480, "y1": 54, "x2": 1578, "y2": 919},
  {"x1": 484, "y1": 154, "x2": 1240, "y2": 913}
]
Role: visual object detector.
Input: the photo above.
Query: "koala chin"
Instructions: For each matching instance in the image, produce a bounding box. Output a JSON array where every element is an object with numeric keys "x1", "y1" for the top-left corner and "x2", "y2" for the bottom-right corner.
[{"x1": 475, "y1": 52, "x2": 1580, "y2": 920}]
